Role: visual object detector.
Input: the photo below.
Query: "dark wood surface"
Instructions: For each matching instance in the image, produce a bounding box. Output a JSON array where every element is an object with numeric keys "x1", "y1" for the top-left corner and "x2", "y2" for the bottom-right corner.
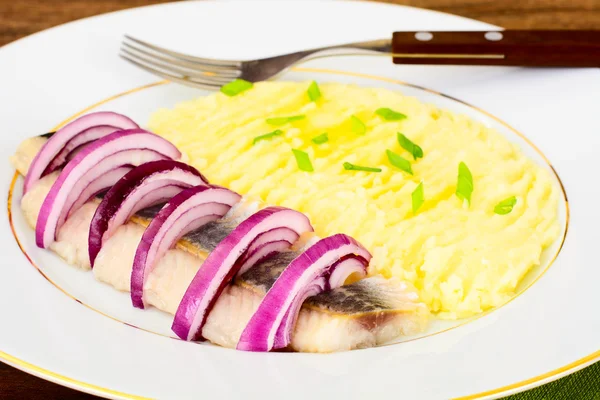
[
  {"x1": 2, "y1": 0, "x2": 600, "y2": 48},
  {"x1": 1, "y1": 1, "x2": 599, "y2": 399}
]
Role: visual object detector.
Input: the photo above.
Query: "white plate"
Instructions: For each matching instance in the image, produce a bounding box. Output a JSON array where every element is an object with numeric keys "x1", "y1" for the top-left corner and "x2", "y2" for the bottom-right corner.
[{"x1": 0, "y1": 1, "x2": 598, "y2": 399}]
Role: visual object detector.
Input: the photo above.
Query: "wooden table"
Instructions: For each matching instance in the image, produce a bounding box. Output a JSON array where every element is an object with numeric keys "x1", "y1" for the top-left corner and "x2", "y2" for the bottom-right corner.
[{"x1": 1, "y1": 1, "x2": 598, "y2": 399}]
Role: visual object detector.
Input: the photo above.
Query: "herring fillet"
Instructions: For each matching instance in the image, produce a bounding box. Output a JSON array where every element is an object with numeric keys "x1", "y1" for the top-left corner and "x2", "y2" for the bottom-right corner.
[{"x1": 11, "y1": 136, "x2": 429, "y2": 352}]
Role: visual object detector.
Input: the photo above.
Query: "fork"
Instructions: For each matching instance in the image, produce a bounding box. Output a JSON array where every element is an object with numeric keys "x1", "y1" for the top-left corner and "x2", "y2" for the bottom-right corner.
[
  {"x1": 120, "y1": 30, "x2": 600, "y2": 91},
  {"x1": 120, "y1": 35, "x2": 393, "y2": 91}
]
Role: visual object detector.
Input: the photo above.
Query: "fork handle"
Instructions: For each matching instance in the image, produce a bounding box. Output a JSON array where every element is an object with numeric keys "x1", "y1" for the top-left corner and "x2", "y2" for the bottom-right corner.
[{"x1": 391, "y1": 30, "x2": 600, "y2": 67}]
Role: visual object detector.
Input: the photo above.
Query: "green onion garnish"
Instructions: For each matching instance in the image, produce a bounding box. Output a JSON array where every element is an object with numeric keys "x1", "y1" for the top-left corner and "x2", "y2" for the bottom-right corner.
[
  {"x1": 456, "y1": 161, "x2": 474, "y2": 205},
  {"x1": 266, "y1": 115, "x2": 306, "y2": 126},
  {"x1": 375, "y1": 108, "x2": 407, "y2": 121},
  {"x1": 412, "y1": 182, "x2": 424, "y2": 214},
  {"x1": 253, "y1": 129, "x2": 283, "y2": 144},
  {"x1": 343, "y1": 162, "x2": 381, "y2": 173},
  {"x1": 386, "y1": 149, "x2": 413, "y2": 175},
  {"x1": 397, "y1": 133, "x2": 423, "y2": 160},
  {"x1": 350, "y1": 116, "x2": 366, "y2": 135},
  {"x1": 307, "y1": 81, "x2": 321, "y2": 102},
  {"x1": 311, "y1": 132, "x2": 329, "y2": 145},
  {"x1": 220, "y1": 79, "x2": 253, "y2": 96},
  {"x1": 292, "y1": 149, "x2": 314, "y2": 172},
  {"x1": 494, "y1": 196, "x2": 517, "y2": 215}
]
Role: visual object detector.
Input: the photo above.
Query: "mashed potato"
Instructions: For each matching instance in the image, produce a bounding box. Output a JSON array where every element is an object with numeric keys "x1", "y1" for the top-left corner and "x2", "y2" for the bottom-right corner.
[{"x1": 149, "y1": 81, "x2": 560, "y2": 319}]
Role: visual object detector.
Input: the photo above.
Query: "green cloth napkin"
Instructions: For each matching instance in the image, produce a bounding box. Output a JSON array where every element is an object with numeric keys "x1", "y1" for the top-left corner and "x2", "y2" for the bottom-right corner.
[{"x1": 504, "y1": 361, "x2": 600, "y2": 400}]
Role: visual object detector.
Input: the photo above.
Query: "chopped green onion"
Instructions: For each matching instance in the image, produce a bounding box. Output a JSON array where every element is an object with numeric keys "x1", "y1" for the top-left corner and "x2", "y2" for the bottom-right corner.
[
  {"x1": 412, "y1": 182, "x2": 424, "y2": 214},
  {"x1": 253, "y1": 129, "x2": 283, "y2": 145},
  {"x1": 343, "y1": 162, "x2": 381, "y2": 173},
  {"x1": 494, "y1": 196, "x2": 517, "y2": 215},
  {"x1": 350, "y1": 116, "x2": 366, "y2": 135},
  {"x1": 307, "y1": 81, "x2": 321, "y2": 102},
  {"x1": 266, "y1": 115, "x2": 306, "y2": 126},
  {"x1": 397, "y1": 133, "x2": 423, "y2": 160},
  {"x1": 220, "y1": 79, "x2": 253, "y2": 96},
  {"x1": 311, "y1": 132, "x2": 329, "y2": 145},
  {"x1": 456, "y1": 161, "x2": 474, "y2": 205},
  {"x1": 375, "y1": 108, "x2": 407, "y2": 121},
  {"x1": 292, "y1": 149, "x2": 314, "y2": 172},
  {"x1": 386, "y1": 149, "x2": 413, "y2": 175}
]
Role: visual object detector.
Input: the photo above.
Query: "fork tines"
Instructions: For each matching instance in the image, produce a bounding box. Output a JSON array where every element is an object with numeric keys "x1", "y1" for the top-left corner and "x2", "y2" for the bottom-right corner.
[{"x1": 120, "y1": 35, "x2": 242, "y2": 90}]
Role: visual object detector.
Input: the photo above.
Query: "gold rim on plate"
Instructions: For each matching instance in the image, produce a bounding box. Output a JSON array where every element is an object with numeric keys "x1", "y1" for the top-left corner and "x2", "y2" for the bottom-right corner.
[{"x1": 3, "y1": 68, "x2": 590, "y2": 400}]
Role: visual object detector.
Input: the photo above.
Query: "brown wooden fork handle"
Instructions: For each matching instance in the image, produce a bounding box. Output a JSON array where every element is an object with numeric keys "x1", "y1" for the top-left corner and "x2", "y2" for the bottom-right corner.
[{"x1": 391, "y1": 30, "x2": 600, "y2": 67}]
